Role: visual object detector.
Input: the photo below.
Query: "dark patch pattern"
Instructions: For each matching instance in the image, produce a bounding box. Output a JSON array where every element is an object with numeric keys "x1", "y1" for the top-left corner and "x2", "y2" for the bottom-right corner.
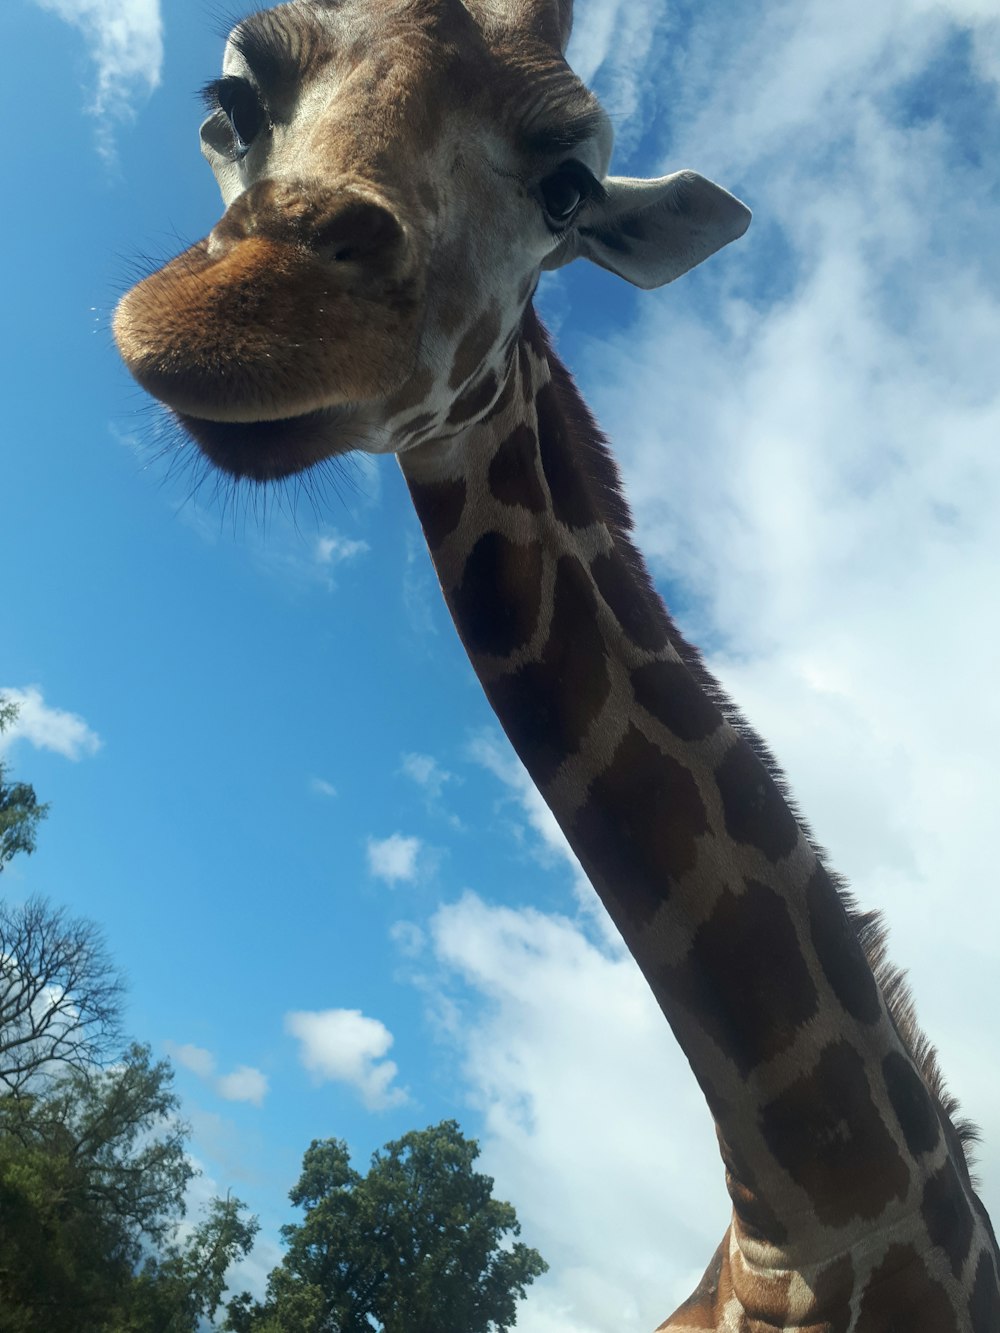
[
  {"x1": 480, "y1": 363, "x2": 517, "y2": 424},
  {"x1": 406, "y1": 476, "x2": 466, "y2": 549},
  {"x1": 665, "y1": 880, "x2": 819, "y2": 1078},
  {"x1": 449, "y1": 305, "x2": 501, "y2": 389},
  {"x1": 535, "y1": 379, "x2": 597, "y2": 528},
  {"x1": 806, "y1": 864, "x2": 882, "y2": 1024},
  {"x1": 572, "y1": 724, "x2": 707, "y2": 933},
  {"x1": 400, "y1": 410, "x2": 438, "y2": 438},
  {"x1": 451, "y1": 532, "x2": 542, "y2": 658},
  {"x1": 760, "y1": 1039, "x2": 910, "y2": 1227},
  {"x1": 970, "y1": 1250, "x2": 1000, "y2": 1333},
  {"x1": 631, "y1": 659, "x2": 723, "y2": 741},
  {"x1": 715, "y1": 741, "x2": 799, "y2": 862},
  {"x1": 487, "y1": 556, "x2": 609, "y2": 785},
  {"x1": 717, "y1": 1131, "x2": 789, "y2": 1246},
  {"x1": 883, "y1": 1049, "x2": 941, "y2": 1158},
  {"x1": 447, "y1": 370, "x2": 499, "y2": 425},
  {"x1": 488, "y1": 425, "x2": 546, "y2": 512},
  {"x1": 922, "y1": 1162, "x2": 974, "y2": 1278},
  {"x1": 591, "y1": 551, "x2": 669, "y2": 652},
  {"x1": 854, "y1": 1245, "x2": 958, "y2": 1332},
  {"x1": 803, "y1": 1252, "x2": 853, "y2": 1332}
]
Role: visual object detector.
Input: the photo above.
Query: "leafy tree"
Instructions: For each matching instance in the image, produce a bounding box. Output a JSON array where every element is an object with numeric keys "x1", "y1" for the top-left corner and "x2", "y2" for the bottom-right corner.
[
  {"x1": 0, "y1": 729, "x2": 257, "y2": 1327},
  {"x1": 0, "y1": 697, "x2": 49, "y2": 872},
  {"x1": 0, "y1": 1044, "x2": 257, "y2": 1331},
  {"x1": 0, "y1": 897, "x2": 125, "y2": 1094},
  {"x1": 128, "y1": 1195, "x2": 260, "y2": 1332},
  {"x1": 226, "y1": 1120, "x2": 547, "y2": 1333}
]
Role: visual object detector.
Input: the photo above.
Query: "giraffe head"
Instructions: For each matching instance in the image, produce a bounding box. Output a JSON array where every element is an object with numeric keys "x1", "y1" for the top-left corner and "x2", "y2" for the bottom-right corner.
[{"x1": 114, "y1": 0, "x2": 749, "y2": 480}]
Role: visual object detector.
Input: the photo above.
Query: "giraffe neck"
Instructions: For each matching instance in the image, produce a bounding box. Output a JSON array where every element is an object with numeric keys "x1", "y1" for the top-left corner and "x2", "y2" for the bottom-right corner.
[{"x1": 399, "y1": 306, "x2": 996, "y2": 1322}]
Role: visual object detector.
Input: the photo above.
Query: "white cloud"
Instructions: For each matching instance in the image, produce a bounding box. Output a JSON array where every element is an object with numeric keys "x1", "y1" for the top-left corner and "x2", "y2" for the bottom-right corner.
[
  {"x1": 566, "y1": 0, "x2": 665, "y2": 151},
  {"x1": 164, "y1": 1041, "x2": 216, "y2": 1079},
  {"x1": 164, "y1": 1041, "x2": 268, "y2": 1107},
  {"x1": 310, "y1": 776, "x2": 338, "y2": 799},
  {"x1": 215, "y1": 1065, "x2": 270, "y2": 1107},
  {"x1": 0, "y1": 685, "x2": 102, "y2": 760},
  {"x1": 285, "y1": 1008, "x2": 408, "y2": 1110},
  {"x1": 32, "y1": 0, "x2": 163, "y2": 160},
  {"x1": 389, "y1": 920, "x2": 426, "y2": 958},
  {"x1": 428, "y1": 894, "x2": 724, "y2": 1332},
  {"x1": 366, "y1": 832, "x2": 424, "y2": 885},
  {"x1": 314, "y1": 532, "x2": 369, "y2": 566},
  {"x1": 400, "y1": 752, "x2": 453, "y2": 800}
]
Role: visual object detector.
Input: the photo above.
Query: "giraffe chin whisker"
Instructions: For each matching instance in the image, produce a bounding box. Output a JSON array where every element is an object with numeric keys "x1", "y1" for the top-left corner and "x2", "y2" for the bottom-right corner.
[{"x1": 174, "y1": 404, "x2": 358, "y2": 482}]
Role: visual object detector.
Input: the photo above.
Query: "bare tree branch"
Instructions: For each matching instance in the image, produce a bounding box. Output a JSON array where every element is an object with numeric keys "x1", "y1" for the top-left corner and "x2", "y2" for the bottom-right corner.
[{"x1": 0, "y1": 898, "x2": 126, "y2": 1095}]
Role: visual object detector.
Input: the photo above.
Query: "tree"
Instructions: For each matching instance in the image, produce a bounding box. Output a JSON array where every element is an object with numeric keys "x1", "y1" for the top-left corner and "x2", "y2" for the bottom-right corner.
[
  {"x1": 129, "y1": 1195, "x2": 260, "y2": 1332},
  {"x1": 0, "y1": 1043, "x2": 257, "y2": 1331},
  {"x1": 0, "y1": 896, "x2": 125, "y2": 1094},
  {"x1": 226, "y1": 1120, "x2": 547, "y2": 1333},
  {"x1": 0, "y1": 697, "x2": 48, "y2": 872},
  {"x1": 0, "y1": 740, "x2": 257, "y2": 1328}
]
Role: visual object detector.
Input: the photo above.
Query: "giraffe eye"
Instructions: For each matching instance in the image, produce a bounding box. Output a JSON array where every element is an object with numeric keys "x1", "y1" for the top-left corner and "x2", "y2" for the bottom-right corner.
[
  {"x1": 538, "y1": 162, "x2": 598, "y2": 230},
  {"x1": 216, "y1": 77, "x2": 266, "y2": 152}
]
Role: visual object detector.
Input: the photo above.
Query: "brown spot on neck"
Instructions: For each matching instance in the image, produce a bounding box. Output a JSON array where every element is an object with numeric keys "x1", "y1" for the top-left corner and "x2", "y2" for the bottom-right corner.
[
  {"x1": 760, "y1": 1039, "x2": 909, "y2": 1227},
  {"x1": 572, "y1": 723, "x2": 708, "y2": 933},
  {"x1": 449, "y1": 304, "x2": 502, "y2": 390},
  {"x1": 855, "y1": 1246, "x2": 958, "y2": 1332}
]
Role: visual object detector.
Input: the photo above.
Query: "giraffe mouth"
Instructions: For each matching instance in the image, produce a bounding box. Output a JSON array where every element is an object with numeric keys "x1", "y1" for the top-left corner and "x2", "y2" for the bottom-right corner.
[{"x1": 175, "y1": 405, "x2": 362, "y2": 482}]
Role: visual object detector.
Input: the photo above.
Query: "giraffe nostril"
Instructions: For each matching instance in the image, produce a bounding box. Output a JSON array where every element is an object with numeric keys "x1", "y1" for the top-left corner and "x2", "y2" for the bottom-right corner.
[{"x1": 312, "y1": 198, "x2": 405, "y2": 270}]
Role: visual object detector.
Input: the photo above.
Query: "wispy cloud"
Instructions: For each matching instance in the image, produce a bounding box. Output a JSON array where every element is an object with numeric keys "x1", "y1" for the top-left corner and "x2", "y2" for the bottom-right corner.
[
  {"x1": 32, "y1": 0, "x2": 164, "y2": 161},
  {"x1": 366, "y1": 832, "x2": 424, "y2": 885},
  {"x1": 215, "y1": 1065, "x2": 269, "y2": 1107},
  {"x1": 400, "y1": 752, "x2": 453, "y2": 800},
  {"x1": 428, "y1": 893, "x2": 719, "y2": 1331},
  {"x1": 165, "y1": 1041, "x2": 216, "y2": 1080},
  {"x1": 314, "y1": 532, "x2": 369, "y2": 566},
  {"x1": 164, "y1": 1040, "x2": 269, "y2": 1107},
  {"x1": 310, "y1": 776, "x2": 338, "y2": 799},
  {"x1": 0, "y1": 685, "x2": 102, "y2": 760},
  {"x1": 284, "y1": 1008, "x2": 408, "y2": 1110},
  {"x1": 400, "y1": 751, "x2": 462, "y2": 827}
]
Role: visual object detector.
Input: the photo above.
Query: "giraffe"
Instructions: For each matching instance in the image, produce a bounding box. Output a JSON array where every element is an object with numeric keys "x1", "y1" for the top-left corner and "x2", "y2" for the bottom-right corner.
[{"x1": 112, "y1": 0, "x2": 1000, "y2": 1326}]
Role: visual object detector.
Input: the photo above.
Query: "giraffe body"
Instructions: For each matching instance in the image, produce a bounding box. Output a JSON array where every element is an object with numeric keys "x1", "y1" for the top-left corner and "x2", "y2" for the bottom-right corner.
[{"x1": 113, "y1": 1, "x2": 1000, "y2": 1326}]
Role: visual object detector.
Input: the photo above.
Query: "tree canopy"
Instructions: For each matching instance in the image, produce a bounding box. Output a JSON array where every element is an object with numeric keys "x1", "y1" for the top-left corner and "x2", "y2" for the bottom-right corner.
[
  {"x1": 226, "y1": 1120, "x2": 547, "y2": 1333},
  {"x1": 0, "y1": 752, "x2": 258, "y2": 1331},
  {"x1": 0, "y1": 1043, "x2": 257, "y2": 1331},
  {"x1": 0, "y1": 697, "x2": 48, "y2": 872}
]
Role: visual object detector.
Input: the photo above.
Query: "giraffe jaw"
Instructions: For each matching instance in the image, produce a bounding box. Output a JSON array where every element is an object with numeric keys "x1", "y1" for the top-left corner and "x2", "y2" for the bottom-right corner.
[{"x1": 175, "y1": 403, "x2": 370, "y2": 482}]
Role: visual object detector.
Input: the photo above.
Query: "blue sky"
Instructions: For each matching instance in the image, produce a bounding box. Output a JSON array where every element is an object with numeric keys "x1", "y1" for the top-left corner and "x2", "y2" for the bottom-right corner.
[{"x1": 3, "y1": 0, "x2": 1000, "y2": 1326}]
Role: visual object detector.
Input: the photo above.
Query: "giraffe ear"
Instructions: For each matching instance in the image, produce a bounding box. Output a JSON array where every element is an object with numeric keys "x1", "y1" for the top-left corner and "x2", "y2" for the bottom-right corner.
[{"x1": 545, "y1": 170, "x2": 751, "y2": 289}]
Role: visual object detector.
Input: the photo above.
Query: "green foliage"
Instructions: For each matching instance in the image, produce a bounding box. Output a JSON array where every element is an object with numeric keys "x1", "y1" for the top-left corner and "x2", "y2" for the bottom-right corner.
[
  {"x1": 0, "y1": 721, "x2": 257, "y2": 1328},
  {"x1": 0, "y1": 698, "x2": 49, "y2": 872},
  {"x1": 0, "y1": 1044, "x2": 257, "y2": 1330},
  {"x1": 227, "y1": 1120, "x2": 547, "y2": 1333},
  {"x1": 128, "y1": 1195, "x2": 260, "y2": 1332}
]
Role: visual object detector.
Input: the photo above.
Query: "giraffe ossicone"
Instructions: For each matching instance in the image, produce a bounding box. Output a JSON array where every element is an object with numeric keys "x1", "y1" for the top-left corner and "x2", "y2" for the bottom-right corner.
[{"x1": 114, "y1": 1, "x2": 999, "y2": 1328}]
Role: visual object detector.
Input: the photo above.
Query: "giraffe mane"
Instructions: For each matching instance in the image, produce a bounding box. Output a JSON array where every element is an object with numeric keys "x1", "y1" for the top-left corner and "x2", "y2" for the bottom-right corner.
[{"x1": 535, "y1": 309, "x2": 981, "y2": 1174}]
